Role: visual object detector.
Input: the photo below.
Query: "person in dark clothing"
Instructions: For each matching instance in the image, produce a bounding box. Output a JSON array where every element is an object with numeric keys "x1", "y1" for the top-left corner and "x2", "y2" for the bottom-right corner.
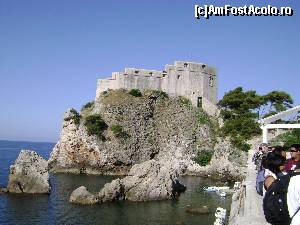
[
  {"x1": 285, "y1": 144, "x2": 300, "y2": 172},
  {"x1": 264, "y1": 152, "x2": 286, "y2": 192}
]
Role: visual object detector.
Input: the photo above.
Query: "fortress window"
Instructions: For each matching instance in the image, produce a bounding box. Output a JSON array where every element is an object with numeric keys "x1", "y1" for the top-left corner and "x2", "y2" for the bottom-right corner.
[
  {"x1": 184, "y1": 63, "x2": 188, "y2": 67},
  {"x1": 177, "y1": 75, "x2": 181, "y2": 79},
  {"x1": 162, "y1": 74, "x2": 166, "y2": 77},
  {"x1": 192, "y1": 92, "x2": 195, "y2": 94},
  {"x1": 209, "y1": 76, "x2": 214, "y2": 87},
  {"x1": 197, "y1": 97, "x2": 202, "y2": 108},
  {"x1": 202, "y1": 65, "x2": 206, "y2": 69},
  {"x1": 135, "y1": 70, "x2": 139, "y2": 74}
]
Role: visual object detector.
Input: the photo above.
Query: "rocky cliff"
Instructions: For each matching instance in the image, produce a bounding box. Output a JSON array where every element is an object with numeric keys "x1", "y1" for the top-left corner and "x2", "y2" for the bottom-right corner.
[
  {"x1": 8, "y1": 150, "x2": 50, "y2": 193},
  {"x1": 49, "y1": 89, "x2": 247, "y2": 181}
]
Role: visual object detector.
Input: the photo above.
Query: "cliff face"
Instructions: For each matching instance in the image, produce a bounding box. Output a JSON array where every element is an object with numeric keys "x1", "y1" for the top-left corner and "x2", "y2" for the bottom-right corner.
[{"x1": 48, "y1": 90, "x2": 246, "y2": 180}]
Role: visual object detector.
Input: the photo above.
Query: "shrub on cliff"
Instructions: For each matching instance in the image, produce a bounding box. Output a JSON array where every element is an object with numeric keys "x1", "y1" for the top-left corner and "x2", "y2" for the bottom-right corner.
[
  {"x1": 64, "y1": 109, "x2": 81, "y2": 126},
  {"x1": 111, "y1": 125, "x2": 129, "y2": 139},
  {"x1": 81, "y1": 101, "x2": 94, "y2": 111},
  {"x1": 84, "y1": 114, "x2": 108, "y2": 140},
  {"x1": 197, "y1": 110, "x2": 210, "y2": 125},
  {"x1": 179, "y1": 96, "x2": 192, "y2": 109},
  {"x1": 193, "y1": 151, "x2": 213, "y2": 166},
  {"x1": 129, "y1": 89, "x2": 142, "y2": 97},
  {"x1": 151, "y1": 90, "x2": 169, "y2": 99}
]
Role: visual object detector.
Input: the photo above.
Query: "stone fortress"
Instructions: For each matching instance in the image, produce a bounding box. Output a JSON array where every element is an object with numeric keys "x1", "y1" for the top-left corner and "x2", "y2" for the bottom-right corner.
[{"x1": 96, "y1": 61, "x2": 218, "y2": 115}]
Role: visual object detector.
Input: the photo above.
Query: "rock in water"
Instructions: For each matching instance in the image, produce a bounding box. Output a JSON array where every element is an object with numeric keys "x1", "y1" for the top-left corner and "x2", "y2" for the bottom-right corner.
[
  {"x1": 7, "y1": 150, "x2": 50, "y2": 193},
  {"x1": 69, "y1": 186, "x2": 98, "y2": 205},
  {"x1": 186, "y1": 206, "x2": 210, "y2": 214},
  {"x1": 98, "y1": 160, "x2": 186, "y2": 202},
  {"x1": 98, "y1": 178, "x2": 125, "y2": 202}
]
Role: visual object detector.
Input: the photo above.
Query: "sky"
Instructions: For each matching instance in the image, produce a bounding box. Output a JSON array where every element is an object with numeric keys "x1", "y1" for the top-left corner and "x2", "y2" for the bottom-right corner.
[{"x1": 0, "y1": 0, "x2": 299, "y2": 142}]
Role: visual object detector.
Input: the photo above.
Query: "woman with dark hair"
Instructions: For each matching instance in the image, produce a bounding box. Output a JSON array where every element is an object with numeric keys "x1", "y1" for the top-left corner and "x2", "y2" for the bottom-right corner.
[
  {"x1": 272, "y1": 146, "x2": 287, "y2": 158},
  {"x1": 263, "y1": 152, "x2": 287, "y2": 194}
]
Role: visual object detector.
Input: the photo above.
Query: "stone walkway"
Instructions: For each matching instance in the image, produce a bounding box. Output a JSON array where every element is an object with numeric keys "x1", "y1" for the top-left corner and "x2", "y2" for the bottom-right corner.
[{"x1": 228, "y1": 138, "x2": 270, "y2": 225}]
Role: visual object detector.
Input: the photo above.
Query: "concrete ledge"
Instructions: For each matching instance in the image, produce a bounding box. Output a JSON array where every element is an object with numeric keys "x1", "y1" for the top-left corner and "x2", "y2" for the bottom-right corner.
[{"x1": 229, "y1": 138, "x2": 270, "y2": 225}]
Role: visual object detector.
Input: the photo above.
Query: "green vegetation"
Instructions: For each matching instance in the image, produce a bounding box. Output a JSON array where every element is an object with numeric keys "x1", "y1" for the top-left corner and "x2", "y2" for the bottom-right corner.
[
  {"x1": 84, "y1": 114, "x2": 108, "y2": 140},
  {"x1": 64, "y1": 109, "x2": 81, "y2": 126},
  {"x1": 218, "y1": 87, "x2": 293, "y2": 151},
  {"x1": 128, "y1": 89, "x2": 142, "y2": 97},
  {"x1": 115, "y1": 115, "x2": 124, "y2": 122},
  {"x1": 271, "y1": 129, "x2": 300, "y2": 148},
  {"x1": 81, "y1": 101, "x2": 94, "y2": 111},
  {"x1": 151, "y1": 90, "x2": 169, "y2": 99},
  {"x1": 179, "y1": 96, "x2": 192, "y2": 109},
  {"x1": 111, "y1": 124, "x2": 129, "y2": 139},
  {"x1": 196, "y1": 109, "x2": 219, "y2": 148},
  {"x1": 197, "y1": 110, "x2": 210, "y2": 125},
  {"x1": 193, "y1": 151, "x2": 213, "y2": 166}
]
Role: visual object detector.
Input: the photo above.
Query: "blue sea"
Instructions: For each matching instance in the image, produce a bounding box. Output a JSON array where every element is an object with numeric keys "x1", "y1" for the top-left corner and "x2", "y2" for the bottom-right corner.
[{"x1": 0, "y1": 140, "x2": 231, "y2": 225}]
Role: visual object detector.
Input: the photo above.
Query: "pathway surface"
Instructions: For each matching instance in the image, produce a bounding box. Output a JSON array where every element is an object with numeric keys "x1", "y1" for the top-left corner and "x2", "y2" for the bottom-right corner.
[{"x1": 228, "y1": 138, "x2": 270, "y2": 225}]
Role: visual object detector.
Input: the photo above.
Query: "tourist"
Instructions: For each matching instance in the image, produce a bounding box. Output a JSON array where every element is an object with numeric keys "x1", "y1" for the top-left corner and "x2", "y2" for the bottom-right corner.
[
  {"x1": 285, "y1": 144, "x2": 300, "y2": 172},
  {"x1": 263, "y1": 152, "x2": 286, "y2": 194},
  {"x1": 272, "y1": 146, "x2": 287, "y2": 158},
  {"x1": 253, "y1": 143, "x2": 268, "y2": 170},
  {"x1": 287, "y1": 166, "x2": 300, "y2": 225}
]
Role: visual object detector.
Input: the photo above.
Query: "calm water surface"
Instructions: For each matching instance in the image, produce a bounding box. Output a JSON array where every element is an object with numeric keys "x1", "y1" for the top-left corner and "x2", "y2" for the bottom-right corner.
[{"x1": 0, "y1": 140, "x2": 231, "y2": 225}]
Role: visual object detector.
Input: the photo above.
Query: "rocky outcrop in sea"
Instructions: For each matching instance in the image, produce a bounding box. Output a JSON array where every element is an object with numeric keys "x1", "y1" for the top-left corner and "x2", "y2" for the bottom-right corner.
[
  {"x1": 7, "y1": 150, "x2": 50, "y2": 193},
  {"x1": 69, "y1": 159, "x2": 186, "y2": 204},
  {"x1": 69, "y1": 186, "x2": 98, "y2": 204}
]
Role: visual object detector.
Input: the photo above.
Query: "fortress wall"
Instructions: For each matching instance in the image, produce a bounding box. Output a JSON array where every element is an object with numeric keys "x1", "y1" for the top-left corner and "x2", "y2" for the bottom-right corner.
[
  {"x1": 96, "y1": 78, "x2": 115, "y2": 99},
  {"x1": 116, "y1": 73, "x2": 162, "y2": 91},
  {"x1": 124, "y1": 68, "x2": 163, "y2": 78},
  {"x1": 162, "y1": 68, "x2": 176, "y2": 96},
  {"x1": 95, "y1": 61, "x2": 218, "y2": 116},
  {"x1": 202, "y1": 73, "x2": 217, "y2": 105}
]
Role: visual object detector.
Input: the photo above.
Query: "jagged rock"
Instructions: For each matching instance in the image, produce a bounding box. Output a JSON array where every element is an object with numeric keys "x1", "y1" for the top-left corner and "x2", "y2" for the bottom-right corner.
[
  {"x1": 98, "y1": 178, "x2": 125, "y2": 202},
  {"x1": 98, "y1": 160, "x2": 186, "y2": 202},
  {"x1": 69, "y1": 186, "x2": 98, "y2": 205},
  {"x1": 0, "y1": 187, "x2": 8, "y2": 193},
  {"x1": 7, "y1": 150, "x2": 50, "y2": 193},
  {"x1": 70, "y1": 160, "x2": 186, "y2": 204},
  {"x1": 185, "y1": 138, "x2": 247, "y2": 181},
  {"x1": 185, "y1": 206, "x2": 210, "y2": 214}
]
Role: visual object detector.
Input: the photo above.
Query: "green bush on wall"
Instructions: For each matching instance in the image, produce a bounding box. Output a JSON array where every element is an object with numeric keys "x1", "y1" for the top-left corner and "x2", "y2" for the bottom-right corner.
[
  {"x1": 129, "y1": 89, "x2": 142, "y2": 97},
  {"x1": 193, "y1": 151, "x2": 213, "y2": 166},
  {"x1": 84, "y1": 114, "x2": 108, "y2": 140},
  {"x1": 111, "y1": 124, "x2": 129, "y2": 139}
]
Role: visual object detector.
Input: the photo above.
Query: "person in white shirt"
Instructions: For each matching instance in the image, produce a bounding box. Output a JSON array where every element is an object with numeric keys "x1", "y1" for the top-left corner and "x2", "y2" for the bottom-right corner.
[{"x1": 287, "y1": 167, "x2": 300, "y2": 225}]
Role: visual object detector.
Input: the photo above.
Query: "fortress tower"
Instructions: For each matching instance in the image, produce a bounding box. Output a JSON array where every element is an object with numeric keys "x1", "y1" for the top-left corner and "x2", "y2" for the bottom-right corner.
[{"x1": 96, "y1": 61, "x2": 218, "y2": 115}]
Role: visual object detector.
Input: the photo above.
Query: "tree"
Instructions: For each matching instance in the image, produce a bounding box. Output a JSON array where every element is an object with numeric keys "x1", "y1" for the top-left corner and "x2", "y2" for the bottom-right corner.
[
  {"x1": 260, "y1": 91, "x2": 293, "y2": 118},
  {"x1": 218, "y1": 87, "x2": 262, "y2": 115},
  {"x1": 218, "y1": 87, "x2": 294, "y2": 151}
]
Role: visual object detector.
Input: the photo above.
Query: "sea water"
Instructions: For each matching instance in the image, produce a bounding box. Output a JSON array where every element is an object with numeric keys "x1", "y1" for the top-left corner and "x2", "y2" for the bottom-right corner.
[{"x1": 0, "y1": 140, "x2": 231, "y2": 225}]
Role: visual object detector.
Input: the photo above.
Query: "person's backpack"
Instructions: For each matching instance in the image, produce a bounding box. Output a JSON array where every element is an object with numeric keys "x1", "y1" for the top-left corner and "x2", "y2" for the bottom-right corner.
[
  {"x1": 263, "y1": 172, "x2": 300, "y2": 225},
  {"x1": 255, "y1": 168, "x2": 265, "y2": 196}
]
